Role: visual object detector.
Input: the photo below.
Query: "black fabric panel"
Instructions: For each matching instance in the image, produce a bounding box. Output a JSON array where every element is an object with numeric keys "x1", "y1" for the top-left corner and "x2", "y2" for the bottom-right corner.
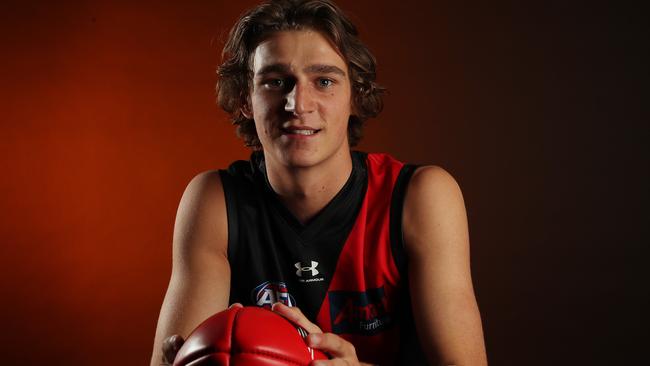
[
  {"x1": 219, "y1": 152, "x2": 368, "y2": 321},
  {"x1": 390, "y1": 165, "x2": 429, "y2": 365},
  {"x1": 396, "y1": 277, "x2": 429, "y2": 365}
]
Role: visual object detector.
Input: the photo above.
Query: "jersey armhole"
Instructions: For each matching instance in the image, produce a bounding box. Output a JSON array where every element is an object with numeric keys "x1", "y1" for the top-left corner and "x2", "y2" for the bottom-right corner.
[
  {"x1": 391, "y1": 164, "x2": 429, "y2": 365},
  {"x1": 218, "y1": 169, "x2": 239, "y2": 262},
  {"x1": 389, "y1": 164, "x2": 419, "y2": 274}
]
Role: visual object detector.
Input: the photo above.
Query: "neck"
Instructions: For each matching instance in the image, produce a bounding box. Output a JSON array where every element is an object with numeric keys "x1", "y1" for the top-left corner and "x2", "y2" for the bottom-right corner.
[{"x1": 264, "y1": 149, "x2": 353, "y2": 225}]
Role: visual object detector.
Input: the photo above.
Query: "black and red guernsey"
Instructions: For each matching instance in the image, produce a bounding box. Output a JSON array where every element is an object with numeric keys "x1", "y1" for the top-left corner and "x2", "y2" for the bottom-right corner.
[{"x1": 219, "y1": 151, "x2": 427, "y2": 365}]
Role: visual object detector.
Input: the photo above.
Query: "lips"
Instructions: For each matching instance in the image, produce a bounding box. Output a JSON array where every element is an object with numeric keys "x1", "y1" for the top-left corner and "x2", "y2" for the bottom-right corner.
[{"x1": 281, "y1": 126, "x2": 322, "y2": 136}]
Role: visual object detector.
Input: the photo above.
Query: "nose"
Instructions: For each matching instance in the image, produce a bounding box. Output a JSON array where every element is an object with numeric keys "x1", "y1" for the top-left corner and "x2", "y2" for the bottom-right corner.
[{"x1": 284, "y1": 81, "x2": 314, "y2": 115}]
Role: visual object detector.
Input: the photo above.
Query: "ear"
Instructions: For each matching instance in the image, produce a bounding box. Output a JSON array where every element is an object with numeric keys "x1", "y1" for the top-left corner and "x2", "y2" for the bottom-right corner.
[{"x1": 241, "y1": 101, "x2": 253, "y2": 119}]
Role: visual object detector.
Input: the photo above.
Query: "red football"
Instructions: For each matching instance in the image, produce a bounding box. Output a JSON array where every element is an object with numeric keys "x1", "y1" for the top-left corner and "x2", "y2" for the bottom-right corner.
[{"x1": 173, "y1": 306, "x2": 329, "y2": 365}]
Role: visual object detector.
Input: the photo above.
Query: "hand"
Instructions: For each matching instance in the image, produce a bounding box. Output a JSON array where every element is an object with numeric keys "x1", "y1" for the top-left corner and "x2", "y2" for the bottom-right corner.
[
  {"x1": 161, "y1": 334, "x2": 184, "y2": 366},
  {"x1": 271, "y1": 302, "x2": 373, "y2": 366}
]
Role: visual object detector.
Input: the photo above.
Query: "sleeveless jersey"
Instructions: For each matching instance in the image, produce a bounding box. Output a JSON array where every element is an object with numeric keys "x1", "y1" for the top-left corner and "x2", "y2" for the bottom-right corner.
[{"x1": 219, "y1": 151, "x2": 427, "y2": 365}]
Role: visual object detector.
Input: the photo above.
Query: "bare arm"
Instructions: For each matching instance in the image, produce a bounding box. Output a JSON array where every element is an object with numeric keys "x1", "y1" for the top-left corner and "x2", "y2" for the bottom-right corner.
[
  {"x1": 403, "y1": 166, "x2": 487, "y2": 365},
  {"x1": 150, "y1": 171, "x2": 231, "y2": 366}
]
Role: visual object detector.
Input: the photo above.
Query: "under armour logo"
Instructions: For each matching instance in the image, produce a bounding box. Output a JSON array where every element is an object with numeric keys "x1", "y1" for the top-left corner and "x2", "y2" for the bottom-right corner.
[{"x1": 295, "y1": 261, "x2": 319, "y2": 277}]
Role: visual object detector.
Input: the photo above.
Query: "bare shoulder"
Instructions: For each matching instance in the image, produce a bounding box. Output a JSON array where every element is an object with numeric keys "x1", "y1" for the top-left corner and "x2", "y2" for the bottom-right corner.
[
  {"x1": 402, "y1": 165, "x2": 468, "y2": 254},
  {"x1": 174, "y1": 169, "x2": 228, "y2": 260},
  {"x1": 407, "y1": 165, "x2": 463, "y2": 202},
  {"x1": 404, "y1": 165, "x2": 465, "y2": 222},
  {"x1": 180, "y1": 169, "x2": 225, "y2": 206}
]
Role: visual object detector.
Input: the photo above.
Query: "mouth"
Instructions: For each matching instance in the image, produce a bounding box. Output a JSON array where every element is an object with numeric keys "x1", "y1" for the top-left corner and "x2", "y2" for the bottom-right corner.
[{"x1": 280, "y1": 127, "x2": 322, "y2": 136}]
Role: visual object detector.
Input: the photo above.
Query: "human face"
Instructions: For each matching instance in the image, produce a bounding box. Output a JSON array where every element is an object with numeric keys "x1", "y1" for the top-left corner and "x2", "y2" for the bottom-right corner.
[{"x1": 246, "y1": 30, "x2": 353, "y2": 168}]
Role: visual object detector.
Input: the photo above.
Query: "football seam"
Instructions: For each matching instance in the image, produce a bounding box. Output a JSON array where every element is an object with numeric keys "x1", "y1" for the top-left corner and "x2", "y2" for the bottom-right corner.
[
  {"x1": 230, "y1": 306, "x2": 243, "y2": 359},
  {"x1": 200, "y1": 349, "x2": 309, "y2": 365},
  {"x1": 233, "y1": 309, "x2": 309, "y2": 365}
]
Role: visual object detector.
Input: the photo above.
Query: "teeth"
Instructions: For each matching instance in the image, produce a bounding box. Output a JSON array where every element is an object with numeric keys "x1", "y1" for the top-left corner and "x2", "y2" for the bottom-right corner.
[{"x1": 290, "y1": 129, "x2": 317, "y2": 135}]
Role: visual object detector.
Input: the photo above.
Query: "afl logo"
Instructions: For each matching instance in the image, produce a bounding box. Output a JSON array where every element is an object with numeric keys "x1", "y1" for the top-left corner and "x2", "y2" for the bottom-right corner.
[
  {"x1": 295, "y1": 261, "x2": 319, "y2": 277},
  {"x1": 252, "y1": 281, "x2": 296, "y2": 308}
]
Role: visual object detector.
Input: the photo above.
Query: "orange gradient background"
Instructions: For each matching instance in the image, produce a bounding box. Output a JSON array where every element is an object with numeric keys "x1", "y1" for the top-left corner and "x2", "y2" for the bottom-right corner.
[{"x1": 0, "y1": 1, "x2": 646, "y2": 365}]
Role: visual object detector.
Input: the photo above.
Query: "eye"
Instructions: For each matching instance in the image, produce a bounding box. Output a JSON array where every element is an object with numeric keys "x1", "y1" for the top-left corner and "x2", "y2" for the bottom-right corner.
[
  {"x1": 317, "y1": 78, "x2": 334, "y2": 88},
  {"x1": 263, "y1": 78, "x2": 285, "y2": 89}
]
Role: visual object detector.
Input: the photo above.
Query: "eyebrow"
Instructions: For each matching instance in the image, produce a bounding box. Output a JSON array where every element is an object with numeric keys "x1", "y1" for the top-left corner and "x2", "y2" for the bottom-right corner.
[
  {"x1": 305, "y1": 64, "x2": 346, "y2": 76},
  {"x1": 256, "y1": 63, "x2": 346, "y2": 77}
]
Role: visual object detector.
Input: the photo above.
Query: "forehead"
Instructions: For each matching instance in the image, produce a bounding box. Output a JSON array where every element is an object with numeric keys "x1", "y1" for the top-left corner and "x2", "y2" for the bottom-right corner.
[{"x1": 251, "y1": 30, "x2": 348, "y2": 74}]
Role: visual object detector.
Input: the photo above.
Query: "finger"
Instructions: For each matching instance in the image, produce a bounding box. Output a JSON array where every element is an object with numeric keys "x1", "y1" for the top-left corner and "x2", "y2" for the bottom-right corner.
[
  {"x1": 162, "y1": 334, "x2": 185, "y2": 364},
  {"x1": 308, "y1": 333, "x2": 356, "y2": 359},
  {"x1": 271, "y1": 302, "x2": 322, "y2": 334},
  {"x1": 228, "y1": 302, "x2": 243, "y2": 309},
  {"x1": 311, "y1": 358, "x2": 353, "y2": 366}
]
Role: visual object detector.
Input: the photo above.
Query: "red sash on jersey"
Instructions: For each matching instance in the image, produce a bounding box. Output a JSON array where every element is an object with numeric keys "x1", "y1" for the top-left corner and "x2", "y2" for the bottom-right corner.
[{"x1": 315, "y1": 153, "x2": 404, "y2": 364}]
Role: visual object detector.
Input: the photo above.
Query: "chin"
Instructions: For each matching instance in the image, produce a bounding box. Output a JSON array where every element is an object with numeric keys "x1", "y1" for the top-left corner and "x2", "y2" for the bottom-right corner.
[
  {"x1": 280, "y1": 152, "x2": 322, "y2": 168},
  {"x1": 266, "y1": 139, "x2": 348, "y2": 169}
]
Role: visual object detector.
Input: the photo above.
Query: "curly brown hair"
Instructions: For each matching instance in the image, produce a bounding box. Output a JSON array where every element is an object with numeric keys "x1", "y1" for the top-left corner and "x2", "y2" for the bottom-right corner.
[{"x1": 216, "y1": 0, "x2": 385, "y2": 148}]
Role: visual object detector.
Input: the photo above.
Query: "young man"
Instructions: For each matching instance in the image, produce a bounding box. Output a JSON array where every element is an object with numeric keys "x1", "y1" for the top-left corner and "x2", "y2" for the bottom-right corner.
[{"x1": 151, "y1": 0, "x2": 487, "y2": 365}]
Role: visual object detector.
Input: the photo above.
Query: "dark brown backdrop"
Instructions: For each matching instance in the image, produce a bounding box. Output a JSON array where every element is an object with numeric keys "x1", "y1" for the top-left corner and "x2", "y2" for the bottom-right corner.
[{"x1": 1, "y1": 1, "x2": 647, "y2": 365}]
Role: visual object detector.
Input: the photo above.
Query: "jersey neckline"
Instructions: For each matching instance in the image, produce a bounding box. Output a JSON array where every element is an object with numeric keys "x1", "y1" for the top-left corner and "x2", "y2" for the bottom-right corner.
[{"x1": 250, "y1": 150, "x2": 368, "y2": 244}]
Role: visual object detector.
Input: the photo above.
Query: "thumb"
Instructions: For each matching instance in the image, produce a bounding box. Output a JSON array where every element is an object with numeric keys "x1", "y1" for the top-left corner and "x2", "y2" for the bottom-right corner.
[{"x1": 162, "y1": 334, "x2": 185, "y2": 365}]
